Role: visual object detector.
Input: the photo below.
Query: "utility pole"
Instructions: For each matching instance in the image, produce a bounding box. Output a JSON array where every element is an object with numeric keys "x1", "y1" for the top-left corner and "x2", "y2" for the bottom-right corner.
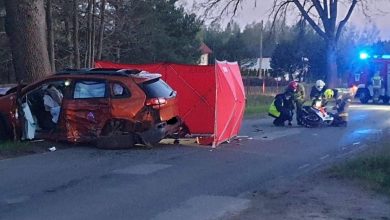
[
  {"x1": 259, "y1": 20, "x2": 265, "y2": 93},
  {"x1": 259, "y1": 20, "x2": 263, "y2": 79}
]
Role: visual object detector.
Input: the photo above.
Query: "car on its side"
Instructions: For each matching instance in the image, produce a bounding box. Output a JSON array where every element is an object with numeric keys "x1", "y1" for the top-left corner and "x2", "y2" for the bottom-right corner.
[{"x1": 0, "y1": 68, "x2": 187, "y2": 148}]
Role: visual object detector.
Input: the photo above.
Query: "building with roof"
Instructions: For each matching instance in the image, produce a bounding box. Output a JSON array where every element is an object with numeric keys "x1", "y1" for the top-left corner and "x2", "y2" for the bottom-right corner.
[
  {"x1": 240, "y1": 57, "x2": 272, "y2": 78},
  {"x1": 199, "y1": 42, "x2": 212, "y2": 65}
]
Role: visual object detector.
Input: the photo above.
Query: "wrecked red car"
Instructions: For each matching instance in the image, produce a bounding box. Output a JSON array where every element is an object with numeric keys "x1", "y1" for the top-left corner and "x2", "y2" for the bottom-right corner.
[{"x1": 0, "y1": 68, "x2": 186, "y2": 148}]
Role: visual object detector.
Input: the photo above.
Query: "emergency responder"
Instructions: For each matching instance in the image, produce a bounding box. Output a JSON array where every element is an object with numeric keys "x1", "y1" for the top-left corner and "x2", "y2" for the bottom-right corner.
[
  {"x1": 286, "y1": 81, "x2": 306, "y2": 125},
  {"x1": 332, "y1": 92, "x2": 352, "y2": 127},
  {"x1": 368, "y1": 71, "x2": 384, "y2": 103},
  {"x1": 268, "y1": 90, "x2": 295, "y2": 126},
  {"x1": 321, "y1": 88, "x2": 335, "y2": 107},
  {"x1": 310, "y1": 80, "x2": 327, "y2": 99}
]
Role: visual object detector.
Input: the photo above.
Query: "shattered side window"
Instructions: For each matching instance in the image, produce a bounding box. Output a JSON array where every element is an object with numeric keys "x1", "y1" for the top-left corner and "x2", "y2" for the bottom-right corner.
[
  {"x1": 111, "y1": 82, "x2": 130, "y2": 98},
  {"x1": 74, "y1": 81, "x2": 106, "y2": 99}
]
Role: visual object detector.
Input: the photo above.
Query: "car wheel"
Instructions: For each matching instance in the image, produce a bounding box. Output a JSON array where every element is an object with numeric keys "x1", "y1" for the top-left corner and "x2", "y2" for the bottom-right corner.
[
  {"x1": 97, "y1": 120, "x2": 137, "y2": 149},
  {"x1": 359, "y1": 91, "x2": 370, "y2": 104},
  {"x1": 382, "y1": 96, "x2": 390, "y2": 104}
]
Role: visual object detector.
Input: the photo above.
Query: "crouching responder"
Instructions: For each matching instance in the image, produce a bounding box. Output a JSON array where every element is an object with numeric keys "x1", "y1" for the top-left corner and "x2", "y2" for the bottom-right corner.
[
  {"x1": 332, "y1": 92, "x2": 352, "y2": 127},
  {"x1": 322, "y1": 88, "x2": 335, "y2": 106},
  {"x1": 268, "y1": 90, "x2": 294, "y2": 126}
]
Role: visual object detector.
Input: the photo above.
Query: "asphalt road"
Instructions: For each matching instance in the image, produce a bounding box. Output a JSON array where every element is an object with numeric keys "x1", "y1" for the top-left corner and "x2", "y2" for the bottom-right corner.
[{"x1": 0, "y1": 104, "x2": 389, "y2": 220}]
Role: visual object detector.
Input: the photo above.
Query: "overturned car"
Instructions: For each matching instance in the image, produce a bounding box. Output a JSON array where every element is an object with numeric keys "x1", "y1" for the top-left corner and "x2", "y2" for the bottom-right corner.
[{"x1": 0, "y1": 68, "x2": 187, "y2": 148}]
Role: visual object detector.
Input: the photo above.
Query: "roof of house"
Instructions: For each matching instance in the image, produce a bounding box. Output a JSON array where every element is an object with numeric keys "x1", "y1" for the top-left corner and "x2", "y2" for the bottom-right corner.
[
  {"x1": 240, "y1": 58, "x2": 272, "y2": 70},
  {"x1": 199, "y1": 42, "x2": 212, "y2": 54}
]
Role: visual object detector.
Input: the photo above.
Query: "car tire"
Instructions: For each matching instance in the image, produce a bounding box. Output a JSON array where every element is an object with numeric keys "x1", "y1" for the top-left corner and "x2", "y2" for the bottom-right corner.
[
  {"x1": 97, "y1": 120, "x2": 138, "y2": 149},
  {"x1": 359, "y1": 90, "x2": 370, "y2": 104},
  {"x1": 382, "y1": 96, "x2": 390, "y2": 104}
]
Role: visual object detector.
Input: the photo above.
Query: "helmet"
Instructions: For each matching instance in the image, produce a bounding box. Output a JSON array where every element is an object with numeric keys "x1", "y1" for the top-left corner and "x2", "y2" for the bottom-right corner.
[
  {"x1": 287, "y1": 81, "x2": 298, "y2": 92},
  {"x1": 315, "y1": 80, "x2": 325, "y2": 91},
  {"x1": 324, "y1": 89, "x2": 334, "y2": 99}
]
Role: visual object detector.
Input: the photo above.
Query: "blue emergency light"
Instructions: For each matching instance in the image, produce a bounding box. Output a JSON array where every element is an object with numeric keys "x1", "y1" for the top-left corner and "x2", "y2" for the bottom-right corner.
[
  {"x1": 359, "y1": 51, "x2": 390, "y2": 60},
  {"x1": 359, "y1": 52, "x2": 369, "y2": 60}
]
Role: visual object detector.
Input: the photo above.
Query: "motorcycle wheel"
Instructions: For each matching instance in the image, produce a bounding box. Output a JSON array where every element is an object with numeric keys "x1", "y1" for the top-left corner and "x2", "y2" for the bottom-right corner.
[{"x1": 301, "y1": 114, "x2": 321, "y2": 128}]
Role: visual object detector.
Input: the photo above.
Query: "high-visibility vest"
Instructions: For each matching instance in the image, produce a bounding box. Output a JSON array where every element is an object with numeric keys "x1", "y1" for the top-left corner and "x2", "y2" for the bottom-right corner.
[
  {"x1": 372, "y1": 76, "x2": 382, "y2": 87},
  {"x1": 268, "y1": 101, "x2": 281, "y2": 117}
]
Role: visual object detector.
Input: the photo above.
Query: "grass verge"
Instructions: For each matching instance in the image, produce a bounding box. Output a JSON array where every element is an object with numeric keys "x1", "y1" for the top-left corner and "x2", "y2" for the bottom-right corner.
[
  {"x1": 330, "y1": 146, "x2": 390, "y2": 195},
  {"x1": 245, "y1": 94, "x2": 274, "y2": 118},
  {"x1": 0, "y1": 140, "x2": 58, "y2": 160}
]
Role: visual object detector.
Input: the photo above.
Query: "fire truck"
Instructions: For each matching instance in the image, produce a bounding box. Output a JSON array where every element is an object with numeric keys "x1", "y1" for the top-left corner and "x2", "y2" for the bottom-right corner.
[{"x1": 349, "y1": 52, "x2": 390, "y2": 104}]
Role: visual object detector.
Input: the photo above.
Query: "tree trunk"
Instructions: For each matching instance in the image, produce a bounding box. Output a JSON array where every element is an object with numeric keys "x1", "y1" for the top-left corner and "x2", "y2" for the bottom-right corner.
[
  {"x1": 90, "y1": 0, "x2": 96, "y2": 66},
  {"x1": 72, "y1": 0, "x2": 80, "y2": 68},
  {"x1": 65, "y1": 15, "x2": 74, "y2": 67},
  {"x1": 64, "y1": 0, "x2": 74, "y2": 68},
  {"x1": 85, "y1": 0, "x2": 93, "y2": 67},
  {"x1": 4, "y1": 0, "x2": 51, "y2": 82},
  {"x1": 46, "y1": 0, "x2": 55, "y2": 72},
  {"x1": 97, "y1": 0, "x2": 106, "y2": 60},
  {"x1": 326, "y1": 38, "x2": 338, "y2": 88}
]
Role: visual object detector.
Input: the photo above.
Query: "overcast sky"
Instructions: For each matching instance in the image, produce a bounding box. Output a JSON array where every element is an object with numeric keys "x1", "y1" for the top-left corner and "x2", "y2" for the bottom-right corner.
[{"x1": 179, "y1": 0, "x2": 390, "y2": 40}]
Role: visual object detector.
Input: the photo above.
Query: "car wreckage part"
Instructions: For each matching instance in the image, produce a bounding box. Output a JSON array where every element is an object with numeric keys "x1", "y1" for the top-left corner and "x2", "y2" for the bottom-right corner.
[
  {"x1": 96, "y1": 119, "x2": 141, "y2": 149},
  {"x1": 96, "y1": 117, "x2": 184, "y2": 149}
]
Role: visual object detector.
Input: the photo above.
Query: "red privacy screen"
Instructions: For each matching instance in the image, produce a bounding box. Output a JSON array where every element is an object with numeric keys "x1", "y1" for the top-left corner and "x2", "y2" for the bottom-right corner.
[{"x1": 95, "y1": 61, "x2": 245, "y2": 147}]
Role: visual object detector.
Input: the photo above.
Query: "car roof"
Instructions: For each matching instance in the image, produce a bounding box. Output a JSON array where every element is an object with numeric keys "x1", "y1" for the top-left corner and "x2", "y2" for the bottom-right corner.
[{"x1": 54, "y1": 68, "x2": 161, "y2": 83}]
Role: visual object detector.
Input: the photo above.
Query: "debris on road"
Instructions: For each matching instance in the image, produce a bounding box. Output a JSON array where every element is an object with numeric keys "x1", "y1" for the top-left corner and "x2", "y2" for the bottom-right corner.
[
  {"x1": 30, "y1": 139, "x2": 44, "y2": 143},
  {"x1": 253, "y1": 128, "x2": 264, "y2": 132},
  {"x1": 48, "y1": 147, "x2": 56, "y2": 152}
]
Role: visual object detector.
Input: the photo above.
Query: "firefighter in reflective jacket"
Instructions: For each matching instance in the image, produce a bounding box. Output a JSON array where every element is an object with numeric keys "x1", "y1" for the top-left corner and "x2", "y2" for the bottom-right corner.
[{"x1": 269, "y1": 91, "x2": 294, "y2": 126}]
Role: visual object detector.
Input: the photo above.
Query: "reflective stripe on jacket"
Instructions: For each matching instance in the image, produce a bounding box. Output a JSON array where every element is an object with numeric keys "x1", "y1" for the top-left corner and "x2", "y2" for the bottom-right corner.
[{"x1": 268, "y1": 100, "x2": 281, "y2": 117}]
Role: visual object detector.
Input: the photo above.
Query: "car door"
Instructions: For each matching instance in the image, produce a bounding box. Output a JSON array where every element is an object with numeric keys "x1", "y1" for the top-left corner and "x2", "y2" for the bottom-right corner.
[
  {"x1": 18, "y1": 79, "x2": 67, "y2": 140},
  {"x1": 60, "y1": 79, "x2": 110, "y2": 142}
]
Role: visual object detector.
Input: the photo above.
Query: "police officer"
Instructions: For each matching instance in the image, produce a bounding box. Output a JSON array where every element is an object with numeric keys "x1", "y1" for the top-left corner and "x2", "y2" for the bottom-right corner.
[{"x1": 269, "y1": 90, "x2": 295, "y2": 126}]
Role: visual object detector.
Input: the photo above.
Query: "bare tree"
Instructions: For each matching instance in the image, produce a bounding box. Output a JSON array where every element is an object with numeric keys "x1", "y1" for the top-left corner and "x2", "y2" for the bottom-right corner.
[
  {"x1": 91, "y1": 0, "x2": 96, "y2": 66},
  {"x1": 73, "y1": 0, "x2": 80, "y2": 68},
  {"x1": 202, "y1": 0, "x2": 373, "y2": 87},
  {"x1": 97, "y1": 0, "x2": 106, "y2": 60},
  {"x1": 85, "y1": 0, "x2": 96, "y2": 67},
  {"x1": 4, "y1": 0, "x2": 51, "y2": 82},
  {"x1": 63, "y1": 0, "x2": 74, "y2": 67},
  {"x1": 46, "y1": 0, "x2": 55, "y2": 72}
]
